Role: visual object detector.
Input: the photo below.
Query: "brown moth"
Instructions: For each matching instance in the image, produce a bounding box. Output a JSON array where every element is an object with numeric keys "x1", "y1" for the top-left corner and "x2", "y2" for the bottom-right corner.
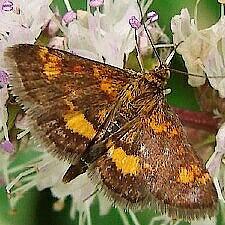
[{"x1": 4, "y1": 43, "x2": 218, "y2": 220}]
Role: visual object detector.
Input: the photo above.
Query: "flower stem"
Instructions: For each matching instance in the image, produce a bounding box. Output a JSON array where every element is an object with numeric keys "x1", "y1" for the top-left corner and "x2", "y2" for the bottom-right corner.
[
  {"x1": 117, "y1": 208, "x2": 130, "y2": 225},
  {"x1": 86, "y1": 204, "x2": 92, "y2": 225},
  {"x1": 64, "y1": 0, "x2": 72, "y2": 11},
  {"x1": 194, "y1": 0, "x2": 201, "y2": 28},
  {"x1": 174, "y1": 107, "x2": 219, "y2": 132},
  {"x1": 129, "y1": 211, "x2": 141, "y2": 225},
  {"x1": 221, "y1": 3, "x2": 225, "y2": 17}
]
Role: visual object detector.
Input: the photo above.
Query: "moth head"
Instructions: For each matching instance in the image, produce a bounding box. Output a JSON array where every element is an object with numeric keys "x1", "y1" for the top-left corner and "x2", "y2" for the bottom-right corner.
[{"x1": 145, "y1": 65, "x2": 170, "y2": 87}]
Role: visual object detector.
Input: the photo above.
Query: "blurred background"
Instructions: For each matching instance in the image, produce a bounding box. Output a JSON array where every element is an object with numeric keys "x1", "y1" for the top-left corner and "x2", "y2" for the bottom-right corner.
[{"x1": 0, "y1": 0, "x2": 222, "y2": 225}]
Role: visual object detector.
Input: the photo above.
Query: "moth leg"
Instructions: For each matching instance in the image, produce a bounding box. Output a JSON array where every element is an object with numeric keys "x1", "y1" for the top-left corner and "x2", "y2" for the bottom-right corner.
[{"x1": 123, "y1": 53, "x2": 126, "y2": 69}]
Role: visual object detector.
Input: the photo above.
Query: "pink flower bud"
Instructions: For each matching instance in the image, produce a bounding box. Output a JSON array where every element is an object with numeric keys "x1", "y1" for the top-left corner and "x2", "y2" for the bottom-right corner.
[
  {"x1": 89, "y1": 0, "x2": 104, "y2": 7},
  {"x1": 0, "y1": 70, "x2": 9, "y2": 88},
  {"x1": 0, "y1": 140, "x2": 14, "y2": 154},
  {"x1": 129, "y1": 16, "x2": 141, "y2": 30},
  {"x1": 1, "y1": 0, "x2": 13, "y2": 12},
  {"x1": 63, "y1": 10, "x2": 77, "y2": 24},
  {"x1": 147, "y1": 11, "x2": 159, "y2": 23}
]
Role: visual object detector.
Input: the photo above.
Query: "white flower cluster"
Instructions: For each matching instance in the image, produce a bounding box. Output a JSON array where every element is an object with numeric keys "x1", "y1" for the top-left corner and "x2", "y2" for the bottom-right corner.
[
  {"x1": 0, "y1": 0, "x2": 53, "y2": 151},
  {"x1": 0, "y1": 0, "x2": 54, "y2": 205},
  {"x1": 66, "y1": 0, "x2": 139, "y2": 68},
  {"x1": 171, "y1": 8, "x2": 225, "y2": 97}
]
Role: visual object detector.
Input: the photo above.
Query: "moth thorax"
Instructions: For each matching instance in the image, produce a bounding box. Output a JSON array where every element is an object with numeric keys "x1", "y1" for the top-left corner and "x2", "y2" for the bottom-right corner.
[{"x1": 145, "y1": 66, "x2": 170, "y2": 87}]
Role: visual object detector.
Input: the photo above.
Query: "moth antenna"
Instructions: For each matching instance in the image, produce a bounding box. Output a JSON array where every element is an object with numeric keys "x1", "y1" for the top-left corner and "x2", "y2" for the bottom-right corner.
[
  {"x1": 170, "y1": 68, "x2": 225, "y2": 79},
  {"x1": 136, "y1": 0, "x2": 163, "y2": 67},
  {"x1": 169, "y1": 68, "x2": 203, "y2": 77},
  {"x1": 167, "y1": 41, "x2": 225, "y2": 78},
  {"x1": 134, "y1": 29, "x2": 144, "y2": 72}
]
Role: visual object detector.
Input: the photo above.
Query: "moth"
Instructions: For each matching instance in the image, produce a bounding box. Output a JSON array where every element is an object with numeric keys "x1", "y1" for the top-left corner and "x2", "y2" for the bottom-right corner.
[{"x1": 4, "y1": 43, "x2": 218, "y2": 220}]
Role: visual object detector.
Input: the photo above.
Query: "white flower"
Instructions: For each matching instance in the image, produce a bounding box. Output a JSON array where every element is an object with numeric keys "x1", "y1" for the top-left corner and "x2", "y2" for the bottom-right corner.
[
  {"x1": 0, "y1": 0, "x2": 54, "y2": 173},
  {"x1": 5, "y1": 149, "x2": 112, "y2": 219},
  {"x1": 171, "y1": 9, "x2": 211, "y2": 86},
  {"x1": 138, "y1": 22, "x2": 170, "y2": 58},
  {"x1": 48, "y1": 36, "x2": 67, "y2": 49},
  {"x1": 171, "y1": 8, "x2": 195, "y2": 45},
  {"x1": 66, "y1": 0, "x2": 139, "y2": 68},
  {"x1": 171, "y1": 9, "x2": 225, "y2": 96},
  {"x1": 207, "y1": 145, "x2": 223, "y2": 178},
  {"x1": 35, "y1": 154, "x2": 103, "y2": 219},
  {"x1": 202, "y1": 17, "x2": 225, "y2": 98},
  {"x1": 0, "y1": 0, "x2": 53, "y2": 68},
  {"x1": 191, "y1": 217, "x2": 216, "y2": 225},
  {"x1": 0, "y1": 0, "x2": 54, "y2": 148},
  {"x1": 207, "y1": 123, "x2": 225, "y2": 204}
]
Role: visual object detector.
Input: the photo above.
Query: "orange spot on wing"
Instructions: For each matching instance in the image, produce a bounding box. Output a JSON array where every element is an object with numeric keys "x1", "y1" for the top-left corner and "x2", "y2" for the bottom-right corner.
[
  {"x1": 109, "y1": 145, "x2": 141, "y2": 175},
  {"x1": 150, "y1": 121, "x2": 167, "y2": 133},
  {"x1": 148, "y1": 115, "x2": 178, "y2": 137},
  {"x1": 168, "y1": 128, "x2": 179, "y2": 137},
  {"x1": 63, "y1": 111, "x2": 96, "y2": 139},
  {"x1": 100, "y1": 79, "x2": 117, "y2": 98},
  {"x1": 177, "y1": 167, "x2": 195, "y2": 184},
  {"x1": 177, "y1": 165, "x2": 211, "y2": 185},
  {"x1": 38, "y1": 47, "x2": 62, "y2": 80},
  {"x1": 148, "y1": 116, "x2": 169, "y2": 133}
]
